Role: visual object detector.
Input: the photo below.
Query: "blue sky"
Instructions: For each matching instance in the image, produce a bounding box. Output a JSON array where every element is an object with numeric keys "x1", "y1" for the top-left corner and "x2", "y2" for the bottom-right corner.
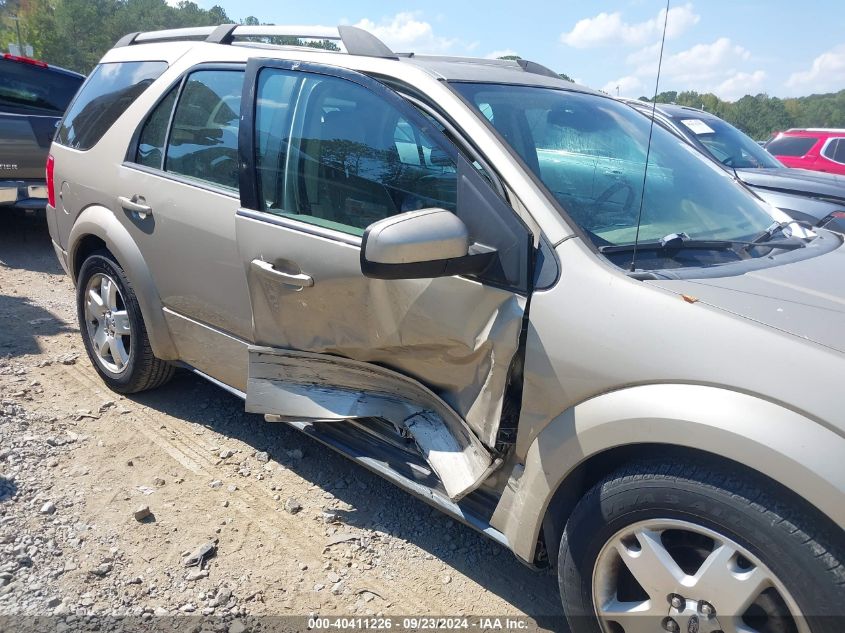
[{"x1": 195, "y1": 1, "x2": 845, "y2": 101}]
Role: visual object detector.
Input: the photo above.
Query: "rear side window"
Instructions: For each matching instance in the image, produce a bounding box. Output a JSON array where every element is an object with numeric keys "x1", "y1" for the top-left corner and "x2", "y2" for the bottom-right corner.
[
  {"x1": 56, "y1": 61, "x2": 167, "y2": 151},
  {"x1": 822, "y1": 138, "x2": 845, "y2": 164},
  {"x1": 164, "y1": 70, "x2": 243, "y2": 191},
  {"x1": 765, "y1": 136, "x2": 817, "y2": 157},
  {"x1": 835, "y1": 139, "x2": 845, "y2": 164},
  {"x1": 0, "y1": 59, "x2": 83, "y2": 115},
  {"x1": 135, "y1": 87, "x2": 178, "y2": 169}
]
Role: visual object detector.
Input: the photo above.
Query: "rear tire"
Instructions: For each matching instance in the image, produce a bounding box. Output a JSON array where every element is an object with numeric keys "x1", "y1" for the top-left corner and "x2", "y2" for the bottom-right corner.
[
  {"x1": 76, "y1": 250, "x2": 174, "y2": 393},
  {"x1": 558, "y1": 457, "x2": 845, "y2": 633}
]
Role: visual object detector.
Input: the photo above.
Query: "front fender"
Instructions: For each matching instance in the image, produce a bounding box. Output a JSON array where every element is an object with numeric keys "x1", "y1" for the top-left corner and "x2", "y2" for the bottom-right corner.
[
  {"x1": 491, "y1": 383, "x2": 845, "y2": 563},
  {"x1": 68, "y1": 204, "x2": 178, "y2": 360}
]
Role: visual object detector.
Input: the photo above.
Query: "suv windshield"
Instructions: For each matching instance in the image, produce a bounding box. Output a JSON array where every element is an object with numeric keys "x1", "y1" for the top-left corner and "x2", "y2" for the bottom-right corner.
[
  {"x1": 676, "y1": 115, "x2": 783, "y2": 169},
  {"x1": 452, "y1": 83, "x2": 781, "y2": 271}
]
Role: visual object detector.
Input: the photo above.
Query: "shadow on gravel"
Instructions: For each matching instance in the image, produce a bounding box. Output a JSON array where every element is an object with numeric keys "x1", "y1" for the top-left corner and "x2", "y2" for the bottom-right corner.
[
  {"x1": 0, "y1": 212, "x2": 65, "y2": 276},
  {"x1": 0, "y1": 475, "x2": 18, "y2": 504},
  {"x1": 0, "y1": 294, "x2": 73, "y2": 358},
  {"x1": 132, "y1": 370, "x2": 568, "y2": 631}
]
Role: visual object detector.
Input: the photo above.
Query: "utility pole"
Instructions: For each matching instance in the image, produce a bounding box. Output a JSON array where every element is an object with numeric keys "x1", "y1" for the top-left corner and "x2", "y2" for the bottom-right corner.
[{"x1": 9, "y1": 14, "x2": 24, "y2": 54}]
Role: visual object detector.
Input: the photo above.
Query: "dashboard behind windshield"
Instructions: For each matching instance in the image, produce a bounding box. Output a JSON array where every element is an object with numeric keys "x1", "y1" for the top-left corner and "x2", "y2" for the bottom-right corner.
[{"x1": 451, "y1": 82, "x2": 778, "y2": 270}]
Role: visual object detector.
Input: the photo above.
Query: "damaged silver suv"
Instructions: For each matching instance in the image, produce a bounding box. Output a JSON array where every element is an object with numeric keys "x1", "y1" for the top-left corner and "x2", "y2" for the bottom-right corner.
[{"x1": 47, "y1": 24, "x2": 845, "y2": 632}]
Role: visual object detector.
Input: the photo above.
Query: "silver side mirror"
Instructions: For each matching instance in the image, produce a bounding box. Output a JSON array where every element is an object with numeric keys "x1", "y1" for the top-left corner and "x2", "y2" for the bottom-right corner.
[{"x1": 361, "y1": 208, "x2": 496, "y2": 280}]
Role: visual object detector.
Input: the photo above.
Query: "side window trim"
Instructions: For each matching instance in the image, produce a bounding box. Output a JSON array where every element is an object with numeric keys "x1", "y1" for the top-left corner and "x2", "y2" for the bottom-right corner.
[{"x1": 124, "y1": 62, "x2": 246, "y2": 170}]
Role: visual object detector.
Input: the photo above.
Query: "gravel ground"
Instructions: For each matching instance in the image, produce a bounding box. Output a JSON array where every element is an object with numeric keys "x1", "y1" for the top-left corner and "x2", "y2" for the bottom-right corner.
[{"x1": 0, "y1": 214, "x2": 566, "y2": 632}]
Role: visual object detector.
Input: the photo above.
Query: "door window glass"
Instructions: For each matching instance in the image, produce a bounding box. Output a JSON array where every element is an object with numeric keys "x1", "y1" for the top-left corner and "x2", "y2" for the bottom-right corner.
[
  {"x1": 135, "y1": 86, "x2": 178, "y2": 169},
  {"x1": 254, "y1": 68, "x2": 456, "y2": 236},
  {"x1": 165, "y1": 70, "x2": 244, "y2": 191},
  {"x1": 832, "y1": 139, "x2": 845, "y2": 164}
]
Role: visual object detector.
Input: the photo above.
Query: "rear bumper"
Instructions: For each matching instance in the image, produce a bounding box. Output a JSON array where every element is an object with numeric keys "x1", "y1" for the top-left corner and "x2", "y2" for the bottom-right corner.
[{"x1": 0, "y1": 180, "x2": 48, "y2": 210}]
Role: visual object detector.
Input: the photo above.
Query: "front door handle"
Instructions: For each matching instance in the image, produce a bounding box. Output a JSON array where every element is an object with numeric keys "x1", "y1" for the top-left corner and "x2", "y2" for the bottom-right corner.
[
  {"x1": 251, "y1": 259, "x2": 314, "y2": 288},
  {"x1": 118, "y1": 195, "x2": 152, "y2": 219}
]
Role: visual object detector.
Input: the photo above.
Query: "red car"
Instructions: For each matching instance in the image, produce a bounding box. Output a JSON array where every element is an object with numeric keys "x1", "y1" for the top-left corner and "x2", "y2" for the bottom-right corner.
[{"x1": 765, "y1": 128, "x2": 845, "y2": 175}]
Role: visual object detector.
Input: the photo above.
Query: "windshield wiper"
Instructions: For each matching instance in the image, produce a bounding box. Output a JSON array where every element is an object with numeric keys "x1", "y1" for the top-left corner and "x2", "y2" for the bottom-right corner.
[
  {"x1": 599, "y1": 231, "x2": 805, "y2": 255},
  {"x1": 744, "y1": 220, "x2": 814, "y2": 252}
]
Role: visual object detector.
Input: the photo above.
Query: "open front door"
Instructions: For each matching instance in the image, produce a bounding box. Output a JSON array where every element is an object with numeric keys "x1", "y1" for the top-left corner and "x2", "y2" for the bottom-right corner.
[{"x1": 235, "y1": 59, "x2": 532, "y2": 499}]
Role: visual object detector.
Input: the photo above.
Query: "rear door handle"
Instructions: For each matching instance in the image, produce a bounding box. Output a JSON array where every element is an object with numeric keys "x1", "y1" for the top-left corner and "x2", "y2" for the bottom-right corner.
[
  {"x1": 251, "y1": 259, "x2": 314, "y2": 288},
  {"x1": 118, "y1": 195, "x2": 152, "y2": 218}
]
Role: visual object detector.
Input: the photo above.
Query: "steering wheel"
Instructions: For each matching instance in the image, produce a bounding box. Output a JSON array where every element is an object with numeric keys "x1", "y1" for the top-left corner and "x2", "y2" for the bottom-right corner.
[
  {"x1": 593, "y1": 180, "x2": 637, "y2": 215},
  {"x1": 721, "y1": 155, "x2": 737, "y2": 167}
]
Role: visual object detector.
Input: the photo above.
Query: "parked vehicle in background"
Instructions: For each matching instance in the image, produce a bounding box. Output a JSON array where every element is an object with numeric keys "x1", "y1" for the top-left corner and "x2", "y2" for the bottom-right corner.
[
  {"x1": 766, "y1": 128, "x2": 845, "y2": 176},
  {"x1": 624, "y1": 100, "x2": 845, "y2": 233},
  {"x1": 0, "y1": 53, "x2": 84, "y2": 213},
  {"x1": 47, "y1": 24, "x2": 845, "y2": 633}
]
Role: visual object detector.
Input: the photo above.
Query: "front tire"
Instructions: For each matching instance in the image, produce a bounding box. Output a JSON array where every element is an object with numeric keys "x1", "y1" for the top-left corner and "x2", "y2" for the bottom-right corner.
[
  {"x1": 76, "y1": 250, "x2": 174, "y2": 393},
  {"x1": 558, "y1": 457, "x2": 845, "y2": 633}
]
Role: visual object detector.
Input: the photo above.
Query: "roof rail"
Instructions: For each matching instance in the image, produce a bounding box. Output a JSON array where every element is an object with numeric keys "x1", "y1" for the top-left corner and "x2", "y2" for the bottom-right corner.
[
  {"x1": 114, "y1": 24, "x2": 397, "y2": 59},
  {"x1": 516, "y1": 59, "x2": 560, "y2": 79}
]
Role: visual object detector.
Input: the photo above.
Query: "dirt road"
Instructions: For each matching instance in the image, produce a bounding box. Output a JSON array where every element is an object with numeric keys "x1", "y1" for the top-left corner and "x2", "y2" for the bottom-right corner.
[{"x1": 0, "y1": 214, "x2": 565, "y2": 632}]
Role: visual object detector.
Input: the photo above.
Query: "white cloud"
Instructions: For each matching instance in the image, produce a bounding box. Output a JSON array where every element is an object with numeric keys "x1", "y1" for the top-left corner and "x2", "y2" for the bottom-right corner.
[
  {"x1": 610, "y1": 38, "x2": 761, "y2": 100},
  {"x1": 354, "y1": 12, "x2": 456, "y2": 53},
  {"x1": 715, "y1": 70, "x2": 767, "y2": 101},
  {"x1": 786, "y1": 44, "x2": 845, "y2": 94},
  {"x1": 561, "y1": 3, "x2": 699, "y2": 49},
  {"x1": 602, "y1": 75, "x2": 646, "y2": 97},
  {"x1": 486, "y1": 49, "x2": 519, "y2": 59}
]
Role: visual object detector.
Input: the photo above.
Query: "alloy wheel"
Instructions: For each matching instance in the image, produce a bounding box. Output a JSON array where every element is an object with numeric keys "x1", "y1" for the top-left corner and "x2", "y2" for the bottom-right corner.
[
  {"x1": 592, "y1": 519, "x2": 807, "y2": 633},
  {"x1": 83, "y1": 272, "x2": 132, "y2": 374}
]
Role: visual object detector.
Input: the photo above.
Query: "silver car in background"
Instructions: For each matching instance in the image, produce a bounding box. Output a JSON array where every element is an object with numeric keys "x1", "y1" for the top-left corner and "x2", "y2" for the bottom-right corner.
[{"x1": 46, "y1": 24, "x2": 845, "y2": 633}]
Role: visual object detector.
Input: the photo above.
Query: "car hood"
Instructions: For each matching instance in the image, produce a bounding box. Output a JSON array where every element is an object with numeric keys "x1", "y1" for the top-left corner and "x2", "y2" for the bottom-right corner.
[
  {"x1": 737, "y1": 167, "x2": 845, "y2": 203},
  {"x1": 647, "y1": 243, "x2": 845, "y2": 354}
]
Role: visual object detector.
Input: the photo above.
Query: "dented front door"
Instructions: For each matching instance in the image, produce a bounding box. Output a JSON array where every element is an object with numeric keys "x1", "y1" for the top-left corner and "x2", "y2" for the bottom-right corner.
[{"x1": 234, "y1": 59, "x2": 530, "y2": 499}]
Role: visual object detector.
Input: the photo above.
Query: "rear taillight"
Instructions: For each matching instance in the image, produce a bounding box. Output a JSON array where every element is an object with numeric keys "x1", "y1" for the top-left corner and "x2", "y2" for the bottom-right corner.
[{"x1": 46, "y1": 155, "x2": 55, "y2": 207}]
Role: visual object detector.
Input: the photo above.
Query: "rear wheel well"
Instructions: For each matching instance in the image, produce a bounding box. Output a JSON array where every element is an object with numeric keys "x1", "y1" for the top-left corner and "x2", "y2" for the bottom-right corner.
[
  {"x1": 72, "y1": 235, "x2": 108, "y2": 281},
  {"x1": 536, "y1": 444, "x2": 838, "y2": 568}
]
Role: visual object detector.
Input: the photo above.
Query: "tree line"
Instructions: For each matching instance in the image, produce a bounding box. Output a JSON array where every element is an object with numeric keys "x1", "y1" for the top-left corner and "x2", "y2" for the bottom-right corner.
[{"x1": 639, "y1": 89, "x2": 845, "y2": 141}]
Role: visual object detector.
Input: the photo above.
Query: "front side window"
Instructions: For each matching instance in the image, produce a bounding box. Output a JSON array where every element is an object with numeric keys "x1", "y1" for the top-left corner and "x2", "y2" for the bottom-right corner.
[
  {"x1": 165, "y1": 70, "x2": 244, "y2": 191},
  {"x1": 254, "y1": 68, "x2": 456, "y2": 236},
  {"x1": 56, "y1": 61, "x2": 167, "y2": 150},
  {"x1": 453, "y1": 82, "x2": 781, "y2": 272},
  {"x1": 765, "y1": 135, "x2": 818, "y2": 157}
]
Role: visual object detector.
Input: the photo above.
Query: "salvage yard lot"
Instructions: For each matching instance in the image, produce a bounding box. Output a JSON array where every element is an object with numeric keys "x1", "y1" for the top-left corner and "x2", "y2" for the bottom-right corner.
[{"x1": 0, "y1": 216, "x2": 564, "y2": 631}]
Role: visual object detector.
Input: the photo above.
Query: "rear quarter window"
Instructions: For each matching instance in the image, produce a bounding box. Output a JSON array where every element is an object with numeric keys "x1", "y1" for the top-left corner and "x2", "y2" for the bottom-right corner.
[
  {"x1": 0, "y1": 59, "x2": 83, "y2": 115},
  {"x1": 765, "y1": 136, "x2": 818, "y2": 157},
  {"x1": 56, "y1": 61, "x2": 167, "y2": 151}
]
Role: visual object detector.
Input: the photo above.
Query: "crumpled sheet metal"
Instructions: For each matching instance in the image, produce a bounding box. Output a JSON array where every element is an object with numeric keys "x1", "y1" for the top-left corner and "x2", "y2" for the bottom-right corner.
[
  {"x1": 247, "y1": 262, "x2": 526, "y2": 449},
  {"x1": 247, "y1": 347, "x2": 495, "y2": 500}
]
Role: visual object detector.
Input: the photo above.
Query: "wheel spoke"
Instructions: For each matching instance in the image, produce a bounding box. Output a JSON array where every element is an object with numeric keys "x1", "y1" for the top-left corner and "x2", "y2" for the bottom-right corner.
[
  {"x1": 100, "y1": 277, "x2": 118, "y2": 311},
  {"x1": 112, "y1": 310, "x2": 131, "y2": 336},
  {"x1": 93, "y1": 326, "x2": 109, "y2": 356},
  {"x1": 691, "y1": 543, "x2": 771, "y2": 616},
  {"x1": 599, "y1": 599, "x2": 664, "y2": 633},
  {"x1": 87, "y1": 288, "x2": 106, "y2": 317},
  {"x1": 615, "y1": 528, "x2": 686, "y2": 600},
  {"x1": 111, "y1": 337, "x2": 129, "y2": 369}
]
